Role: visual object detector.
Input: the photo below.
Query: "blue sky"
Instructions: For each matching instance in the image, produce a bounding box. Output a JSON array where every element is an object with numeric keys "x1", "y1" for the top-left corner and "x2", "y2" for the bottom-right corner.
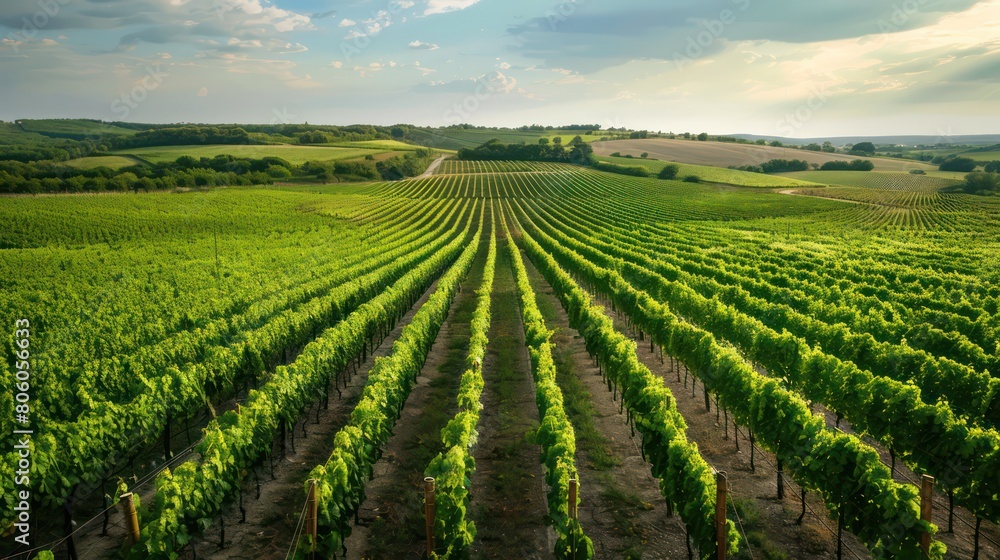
[{"x1": 1, "y1": 0, "x2": 999, "y2": 136}]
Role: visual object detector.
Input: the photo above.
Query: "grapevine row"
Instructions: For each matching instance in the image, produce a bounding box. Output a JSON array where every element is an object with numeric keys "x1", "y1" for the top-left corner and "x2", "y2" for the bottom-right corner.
[
  {"x1": 424, "y1": 202, "x2": 497, "y2": 559},
  {"x1": 516, "y1": 196, "x2": 1000, "y2": 524},
  {"x1": 505, "y1": 206, "x2": 740, "y2": 558},
  {"x1": 0, "y1": 199, "x2": 469, "y2": 528},
  {"x1": 501, "y1": 204, "x2": 593, "y2": 560},
  {"x1": 130, "y1": 200, "x2": 480, "y2": 557},
  {"x1": 303, "y1": 201, "x2": 484, "y2": 558},
  {"x1": 510, "y1": 199, "x2": 944, "y2": 558}
]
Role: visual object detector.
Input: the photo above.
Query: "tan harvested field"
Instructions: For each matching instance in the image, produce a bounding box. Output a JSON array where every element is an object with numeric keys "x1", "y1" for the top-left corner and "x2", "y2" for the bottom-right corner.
[{"x1": 593, "y1": 139, "x2": 939, "y2": 173}]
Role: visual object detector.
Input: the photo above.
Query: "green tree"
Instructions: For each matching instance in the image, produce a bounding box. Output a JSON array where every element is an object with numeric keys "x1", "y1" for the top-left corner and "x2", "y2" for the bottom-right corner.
[
  {"x1": 110, "y1": 172, "x2": 138, "y2": 191},
  {"x1": 850, "y1": 141, "x2": 876, "y2": 155},
  {"x1": 940, "y1": 157, "x2": 977, "y2": 172},
  {"x1": 697, "y1": 132, "x2": 709, "y2": 141},
  {"x1": 658, "y1": 164, "x2": 680, "y2": 180},
  {"x1": 962, "y1": 171, "x2": 1000, "y2": 194}
]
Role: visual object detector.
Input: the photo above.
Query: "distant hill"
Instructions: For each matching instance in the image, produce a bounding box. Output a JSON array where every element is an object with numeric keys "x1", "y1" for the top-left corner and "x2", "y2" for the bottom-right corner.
[{"x1": 728, "y1": 133, "x2": 1000, "y2": 147}]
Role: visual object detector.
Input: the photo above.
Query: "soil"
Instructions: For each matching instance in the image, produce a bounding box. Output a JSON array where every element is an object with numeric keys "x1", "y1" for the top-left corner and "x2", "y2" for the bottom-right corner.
[
  {"x1": 185, "y1": 273, "x2": 449, "y2": 560},
  {"x1": 57, "y1": 267, "x2": 444, "y2": 560},
  {"x1": 511, "y1": 242, "x2": 873, "y2": 560},
  {"x1": 467, "y1": 234, "x2": 553, "y2": 560},
  {"x1": 521, "y1": 249, "x2": 690, "y2": 560},
  {"x1": 343, "y1": 233, "x2": 488, "y2": 560},
  {"x1": 592, "y1": 139, "x2": 936, "y2": 173},
  {"x1": 809, "y1": 403, "x2": 1000, "y2": 560}
]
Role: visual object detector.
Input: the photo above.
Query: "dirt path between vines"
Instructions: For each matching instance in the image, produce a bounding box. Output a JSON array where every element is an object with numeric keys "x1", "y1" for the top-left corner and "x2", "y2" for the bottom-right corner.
[
  {"x1": 521, "y1": 249, "x2": 689, "y2": 560},
  {"x1": 416, "y1": 155, "x2": 448, "y2": 179},
  {"x1": 597, "y1": 294, "x2": 870, "y2": 560},
  {"x1": 810, "y1": 403, "x2": 1000, "y2": 560},
  {"x1": 343, "y1": 233, "x2": 488, "y2": 560},
  {"x1": 177, "y1": 274, "x2": 446, "y2": 560},
  {"x1": 468, "y1": 234, "x2": 553, "y2": 560}
]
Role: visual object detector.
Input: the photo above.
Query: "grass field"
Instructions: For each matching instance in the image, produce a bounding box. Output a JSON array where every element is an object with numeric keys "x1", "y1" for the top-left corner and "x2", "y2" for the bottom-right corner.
[
  {"x1": 113, "y1": 144, "x2": 396, "y2": 164},
  {"x1": 62, "y1": 155, "x2": 142, "y2": 170},
  {"x1": 406, "y1": 128, "x2": 610, "y2": 151},
  {"x1": 322, "y1": 139, "x2": 426, "y2": 151},
  {"x1": 542, "y1": 132, "x2": 604, "y2": 145},
  {"x1": 595, "y1": 155, "x2": 824, "y2": 187},
  {"x1": 780, "y1": 170, "x2": 962, "y2": 191},
  {"x1": 594, "y1": 138, "x2": 940, "y2": 173},
  {"x1": 0, "y1": 122, "x2": 54, "y2": 144},
  {"x1": 962, "y1": 149, "x2": 1000, "y2": 162},
  {"x1": 17, "y1": 119, "x2": 137, "y2": 138}
]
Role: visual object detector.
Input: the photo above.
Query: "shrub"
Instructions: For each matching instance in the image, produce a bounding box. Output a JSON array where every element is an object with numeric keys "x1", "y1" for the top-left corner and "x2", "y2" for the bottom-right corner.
[
  {"x1": 820, "y1": 159, "x2": 874, "y2": 171},
  {"x1": 658, "y1": 164, "x2": 680, "y2": 180},
  {"x1": 962, "y1": 172, "x2": 1000, "y2": 195},
  {"x1": 940, "y1": 157, "x2": 978, "y2": 172}
]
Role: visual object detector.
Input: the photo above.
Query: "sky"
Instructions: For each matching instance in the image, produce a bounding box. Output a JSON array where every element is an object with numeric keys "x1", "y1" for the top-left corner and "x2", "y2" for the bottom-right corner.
[{"x1": 1, "y1": 0, "x2": 999, "y2": 137}]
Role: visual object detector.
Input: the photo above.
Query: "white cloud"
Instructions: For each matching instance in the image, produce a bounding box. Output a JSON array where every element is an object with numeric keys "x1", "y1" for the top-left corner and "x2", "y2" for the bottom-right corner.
[
  {"x1": 339, "y1": 18, "x2": 357, "y2": 27},
  {"x1": 280, "y1": 42, "x2": 308, "y2": 54},
  {"x1": 424, "y1": 0, "x2": 482, "y2": 16},
  {"x1": 409, "y1": 40, "x2": 440, "y2": 50},
  {"x1": 343, "y1": 29, "x2": 366, "y2": 40},
  {"x1": 330, "y1": 60, "x2": 343, "y2": 68},
  {"x1": 228, "y1": 38, "x2": 263, "y2": 48},
  {"x1": 498, "y1": 61, "x2": 511, "y2": 69},
  {"x1": 197, "y1": 86, "x2": 208, "y2": 96}
]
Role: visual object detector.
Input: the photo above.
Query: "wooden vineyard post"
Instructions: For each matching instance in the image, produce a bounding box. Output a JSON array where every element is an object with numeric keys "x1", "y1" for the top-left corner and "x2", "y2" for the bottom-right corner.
[
  {"x1": 569, "y1": 478, "x2": 579, "y2": 558},
  {"x1": 568, "y1": 478, "x2": 578, "y2": 520},
  {"x1": 777, "y1": 459, "x2": 784, "y2": 500},
  {"x1": 716, "y1": 471, "x2": 728, "y2": 560},
  {"x1": 920, "y1": 475, "x2": 934, "y2": 557},
  {"x1": 121, "y1": 492, "x2": 141, "y2": 546},
  {"x1": 424, "y1": 477, "x2": 436, "y2": 558},
  {"x1": 306, "y1": 479, "x2": 318, "y2": 560}
]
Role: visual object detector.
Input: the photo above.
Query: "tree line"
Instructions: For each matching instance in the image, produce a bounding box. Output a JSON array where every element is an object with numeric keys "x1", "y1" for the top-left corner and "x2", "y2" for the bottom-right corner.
[
  {"x1": 0, "y1": 149, "x2": 437, "y2": 194},
  {"x1": 456, "y1": 138, "x2": 593, "y2": 164}
]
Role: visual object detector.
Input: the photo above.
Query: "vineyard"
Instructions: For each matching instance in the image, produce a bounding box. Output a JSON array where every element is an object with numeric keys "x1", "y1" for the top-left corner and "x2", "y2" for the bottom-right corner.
[
  {"x1": 2, "y1": 161, "x2": 999, "y2": 560},
  {"x1": 779, "y1": 171, "x2": 962, "y2": 191}
]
